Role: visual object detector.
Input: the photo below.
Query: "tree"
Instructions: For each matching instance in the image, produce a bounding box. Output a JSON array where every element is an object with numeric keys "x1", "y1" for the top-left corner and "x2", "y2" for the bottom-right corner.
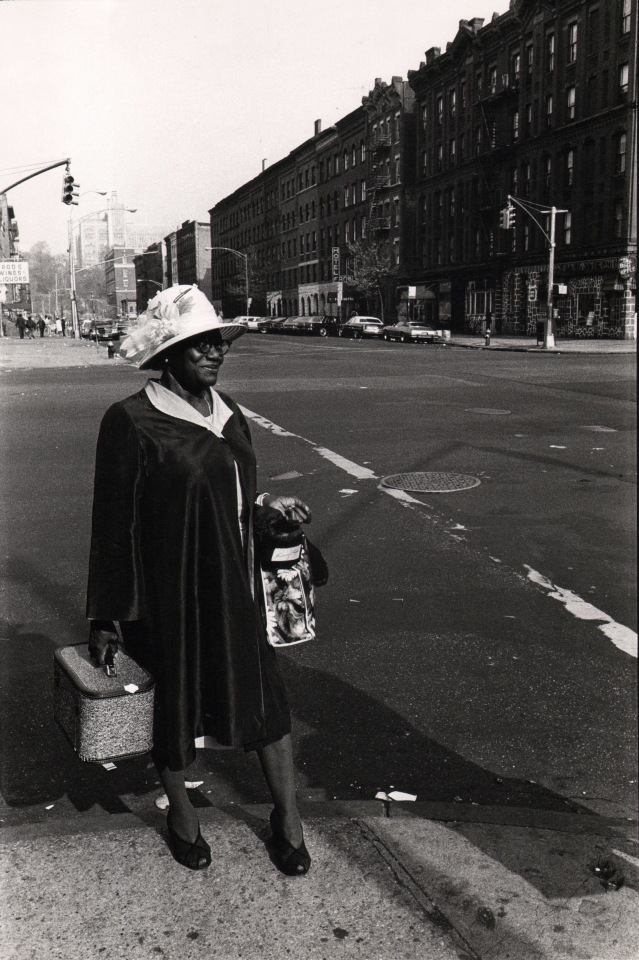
[
  {"x1": 346, "y1": 238, "x2": 398, "y2": 321},
  {"x1": 224, "y1": 247, "x2": 272, "y2": 315},
  {"x1": 20, "y1": 242, "x2": 68, "y2": 315}
]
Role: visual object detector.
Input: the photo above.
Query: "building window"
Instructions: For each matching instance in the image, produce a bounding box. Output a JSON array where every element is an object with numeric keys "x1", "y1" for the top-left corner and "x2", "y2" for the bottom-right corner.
[
  {"x1": 449, "y1": 139, "x2": 456, "y2": 163},
  {"x1": 460, "y1": 81, "x2": 466, "y2": 108},
  {"x1": 343, "y1": 186, "x2": 349, "y2": 208},
  {"x1": 459, "y1": 133, "x2": 466, "y2": 160},
  {"x1": 523, "y1": 162, "x2": 531, "y2": 196},
  {"x1": 335, "y1": 153, "x2": 340, "y2": 174},
  {"x1": 489, "y1": 66, "x2": 497, "y2": 94},
  {"x1": 361, "y1": 216, "x2": 366, "y2": 238},
  {"x1": 616, "y1": 132, "x2": 627, "y2": 173},
  {"x1": 526, "y1": 42, "x2": 533, "y2": 74},
  {"x1": 512, "y1": 111, "x2": 520, "y2": 140},
  {"x1": 621, "y1": 0, "x2": 631, "y2": 32},
  {"x1": 475, "y1": 126, "x2": 482, "y2": 154},
  {"x1": 437, "y1": 144, "x2": 443, "y2": 171},
  {"x1": 449, "y1": 189, "x2": 455, "y2": 218},
  {"x1": 421, "y1": 104, "x2": 428, "y2": 128},
  {"x1": 436, "y1": 94, "x2": 443, "y2": 124},
  {"x1": 564, "y1": 212, "x2": 572, "y2": 245},
  {"x1": 566, "y1": 149, "x2": 574, "y2": 185},
  {"x1": 614, "y1": 201, "x2": 623, "y2": 237},
  {"x1": 361, "y1": 140, "x2": 366, "y2": 163},
  {"x1": 394, "y1": 113, "x2": 401, "y2": 142},
  {"x1": 524, "y1": 222, "x2": 530, "y2": 251},
  {"x1": 345, "y1": 221, "x2": 349, "y2": 245},
  {"x1": 567, "y1": 22, "x2": 578, "y2": 63},
  {"x1": 351, "y1": 183, "x2": 356, "y2": 205},
  {"x1": 393, "y1": 197, "x2": 400, "y2": 226},
  {"x1": 512, "y1": 52, "x2": 521, "y2": 80},
  {"x1": 352, "y1": 145, "x2": 357, "y2": 166},
  {"x1": 545, "y1": 94, "x2": 553, "y2": 127},
  {"x1": 525, "y1": 103, "x2": 532, "y2": 132},
  {"x1": 566, "y1": 86, "x2": 576, "y2": 120},
  {"x1": 619, "y1": 63, "x2": 629, "y2": 99},
  {"x1": 449, "y1": 89, "x2": 456, "y2": 117},
  {"x1": 344, "y1": 150, "x2": 349, "y2": 171},
  {"x1": 544, "y1": 156, "x2": 552, "y2": 190},
  {"x1": 361, "y1": 179, "x2": 366, "y2": 202}
]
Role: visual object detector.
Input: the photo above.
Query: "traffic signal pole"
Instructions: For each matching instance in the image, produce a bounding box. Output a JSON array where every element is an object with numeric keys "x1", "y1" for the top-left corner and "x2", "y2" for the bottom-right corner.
[
  {"x1": 67, "y1": 214, "x2": 80, "y2": 339},
  {"x1": 502, "y1": 195, "x2": 569, "y2": 350},
  {"x1": 546, "y1": 206, "x2": 557, "y2": 350}
]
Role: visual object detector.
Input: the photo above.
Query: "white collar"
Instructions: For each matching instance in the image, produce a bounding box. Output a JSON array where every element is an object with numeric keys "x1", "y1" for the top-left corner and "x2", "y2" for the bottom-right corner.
[{"x1": 144, "y1": 379, "x2": 233, "y2": 439}]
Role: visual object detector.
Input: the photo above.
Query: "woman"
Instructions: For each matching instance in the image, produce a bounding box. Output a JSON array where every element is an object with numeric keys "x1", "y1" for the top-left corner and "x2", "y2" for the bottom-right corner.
[{"x1": 87, "y1": 285, "x2": 311, "y2": 874}]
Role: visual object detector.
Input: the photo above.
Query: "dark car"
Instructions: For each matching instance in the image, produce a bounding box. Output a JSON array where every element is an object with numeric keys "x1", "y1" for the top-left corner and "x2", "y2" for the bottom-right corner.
[
  {"x1": 259, "y1": 316, "x2": 289, "y2": 333},
  {"x1": 382, "y1": 320, "x2": 447, "y2": 343},
  {"x1": 284, "y1": 315, "x2": 341, "y2": 336},
  {"x1": 338, "y1": 316, "x2": 384, "y2": 339}
]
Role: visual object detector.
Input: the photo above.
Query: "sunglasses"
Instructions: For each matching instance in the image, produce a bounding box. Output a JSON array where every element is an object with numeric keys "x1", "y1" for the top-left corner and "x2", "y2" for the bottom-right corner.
[{"x1": 189, "y1": 336, "x2": 231, "y2": 356}]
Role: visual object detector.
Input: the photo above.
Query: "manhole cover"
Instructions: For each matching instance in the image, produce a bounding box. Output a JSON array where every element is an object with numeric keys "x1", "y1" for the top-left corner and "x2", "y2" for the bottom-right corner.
[
  {"x1": 465, "y1": 408, "x2": 511, "y2": 415},
  {"x1": 381, "y1": 472, "x2": 481, "y2": 493}
]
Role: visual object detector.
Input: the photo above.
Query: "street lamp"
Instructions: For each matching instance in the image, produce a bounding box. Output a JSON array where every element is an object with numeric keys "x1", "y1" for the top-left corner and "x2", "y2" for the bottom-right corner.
[
  {"x1": 207, "y1": 246, "x2": 249, "y2": 317},
  {"x1": 137, "y1": 278, "x2": 163, "y2": 289}
]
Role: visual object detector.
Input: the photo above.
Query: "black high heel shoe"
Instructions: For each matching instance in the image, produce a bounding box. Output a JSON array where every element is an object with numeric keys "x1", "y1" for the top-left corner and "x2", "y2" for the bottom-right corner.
[
  {"x1": 269, "y1": 809, "x2": 311, "y2": 876},
  {"x1": 166, "y1": 810, "x2": 211, "y2": 871}
]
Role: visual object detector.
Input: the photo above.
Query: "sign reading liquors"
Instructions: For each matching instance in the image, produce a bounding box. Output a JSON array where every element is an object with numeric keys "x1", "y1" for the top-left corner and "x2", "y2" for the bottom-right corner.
[
  {"x1": 0, "y1": 261, "x2": 29, "y2": 284},
  {"x1": 331, "y1": 247, "x2": 340, "y2": 281}
]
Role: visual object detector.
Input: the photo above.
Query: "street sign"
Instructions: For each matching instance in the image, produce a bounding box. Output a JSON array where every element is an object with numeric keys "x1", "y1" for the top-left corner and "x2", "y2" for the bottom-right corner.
[
  {"x1": 408, "y1": 286, "x2": 416, "y2": 299},
  {"x1": 0, "y1": 261, "x2": 29, "y2": 284},
  {"x1": 331, "y1": 247, "x2": 340, "y2": 282}
]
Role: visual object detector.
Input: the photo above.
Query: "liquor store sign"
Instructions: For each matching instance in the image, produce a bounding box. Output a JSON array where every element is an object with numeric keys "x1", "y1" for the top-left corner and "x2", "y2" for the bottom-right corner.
[{"x1": 0, "y1": 261, "x2": 29, "y2": 284}]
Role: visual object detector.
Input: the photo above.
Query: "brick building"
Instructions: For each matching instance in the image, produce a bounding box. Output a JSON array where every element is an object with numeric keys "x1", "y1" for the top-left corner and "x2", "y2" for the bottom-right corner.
[
  {"x1": 133, "y1": 241, "x2": 165, "y2": 313},
  {"x1": 105, "y1": 247, "x2": 137, "y2": 318},
  {"x1": 175, "y1": 220, "x2": 213, "y2": 301},
  {"x1": 408, "y1": 0, "x2": 637, "y2": 338}
]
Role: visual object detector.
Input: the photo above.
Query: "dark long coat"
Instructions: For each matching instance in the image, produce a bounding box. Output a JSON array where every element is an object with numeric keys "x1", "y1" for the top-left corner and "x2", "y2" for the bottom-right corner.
[{"x1": 86, "y1": 386, "x2": 290, "y2": 770}]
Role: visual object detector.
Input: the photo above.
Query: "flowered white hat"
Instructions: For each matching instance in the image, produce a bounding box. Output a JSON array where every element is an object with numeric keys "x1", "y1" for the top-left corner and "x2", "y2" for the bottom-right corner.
[{"x1": 120, "y1": 284, "x2": 247, "y2": 369}]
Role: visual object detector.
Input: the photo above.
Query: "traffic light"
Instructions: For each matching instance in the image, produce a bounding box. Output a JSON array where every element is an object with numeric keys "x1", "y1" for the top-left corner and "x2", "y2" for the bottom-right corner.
[
  {"x1": 500, "y1": 204, "x2": 516, "y2": 229},
  {"x1": 61, "y1": 170, "x2": 80, "y2": 205}
]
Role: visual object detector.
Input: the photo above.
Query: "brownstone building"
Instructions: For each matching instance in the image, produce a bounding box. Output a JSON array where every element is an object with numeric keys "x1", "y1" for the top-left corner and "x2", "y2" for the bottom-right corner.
[
  {"x1": 408, "y1": 0, "x2": 637, "y2": 338},
  {"x1": 134, "y1": 241, "x2": 165, "y2": 313}
]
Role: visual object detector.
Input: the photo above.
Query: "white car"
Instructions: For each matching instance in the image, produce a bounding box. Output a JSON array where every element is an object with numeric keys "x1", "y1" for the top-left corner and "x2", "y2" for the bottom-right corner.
[
  {"x1": 338, "y1": 316, "x2": 384, "y2": 339},
  {"x1": 382, "y1": 321, "x2": 449, "y2": 343},
  {"x1": 233, "y1": 315, "x2": 263, "y2": 331}
]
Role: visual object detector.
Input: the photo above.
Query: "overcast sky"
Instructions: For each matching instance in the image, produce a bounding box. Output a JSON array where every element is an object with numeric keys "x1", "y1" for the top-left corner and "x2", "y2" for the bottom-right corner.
[{"x1": 3, "y1": 0, "x2": 505, "y2": 255}]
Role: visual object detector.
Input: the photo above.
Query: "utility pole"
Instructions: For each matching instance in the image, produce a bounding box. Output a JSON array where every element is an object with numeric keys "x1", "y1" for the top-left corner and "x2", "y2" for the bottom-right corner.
[{"x1": 501, "y1": 196, "x2": 569, "y2": 349}]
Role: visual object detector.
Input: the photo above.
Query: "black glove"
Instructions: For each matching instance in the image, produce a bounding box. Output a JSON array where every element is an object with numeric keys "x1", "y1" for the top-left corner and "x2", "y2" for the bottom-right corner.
[
  {"x1": 254, "y1": 505, "x2": 303, "y2": 545},
  {"x1": 88, "y1": 620, "x2": 119, "y2": 667}
]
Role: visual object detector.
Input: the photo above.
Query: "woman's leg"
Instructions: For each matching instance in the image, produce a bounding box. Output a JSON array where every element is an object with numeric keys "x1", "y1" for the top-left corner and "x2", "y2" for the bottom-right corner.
[
  {"x1": 256, "y1": 733, "x2": 303, "y2": 847},
  {"x1": 156, "y1": 764, "x2": 200, "y2": 842}
]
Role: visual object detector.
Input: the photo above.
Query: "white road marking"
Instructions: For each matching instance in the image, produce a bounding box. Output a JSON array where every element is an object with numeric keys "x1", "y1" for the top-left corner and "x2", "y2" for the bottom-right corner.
[
  {"x1": 612, "y1": 849, "x2": 639, "y2": 869},
  {"x1": 241, "y1": 405, "x2": 424, "y2": 507},
  {"x1": 524, "y1": 566, "x2": 637, "y2": 658}
]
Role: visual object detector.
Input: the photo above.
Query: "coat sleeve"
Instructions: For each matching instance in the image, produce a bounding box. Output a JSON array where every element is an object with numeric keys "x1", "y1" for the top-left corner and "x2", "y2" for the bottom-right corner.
[{"x1": 86, "y1": 402, "x2": 147, "y2": 621}]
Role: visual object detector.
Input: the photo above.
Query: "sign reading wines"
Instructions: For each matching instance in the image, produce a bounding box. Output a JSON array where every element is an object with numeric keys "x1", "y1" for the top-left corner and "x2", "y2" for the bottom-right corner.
[{"x1": 0, "y1": 261, "x2": 29, "y2": 284}]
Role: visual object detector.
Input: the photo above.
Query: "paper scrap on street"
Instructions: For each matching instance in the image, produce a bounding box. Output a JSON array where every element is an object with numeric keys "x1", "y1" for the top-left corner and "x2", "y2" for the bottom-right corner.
[
  {"x1": 102, "y1": 762, "x2": 117, "y2": 771},
  {"x1": 123, "y1": 683, "x2": 139, "y2": 694},
  {"x1": 271, "y1": 470, "x2": 303, "y2": 480},
  {"x1": 45, "y1": 804, "x2": 54, "y2": 810},
  {"x1": 154, "y1": 794, "x2": 169, "y2": 810},
  {"x1": 340, "y1": 489, "x2": 358, "y2": 495},
  {"x1": 376, "y1": 789, "x2": 417, "y2": 802},
  {"x1": 185, "y1": 780, "x2": 204, "y2": 789}
]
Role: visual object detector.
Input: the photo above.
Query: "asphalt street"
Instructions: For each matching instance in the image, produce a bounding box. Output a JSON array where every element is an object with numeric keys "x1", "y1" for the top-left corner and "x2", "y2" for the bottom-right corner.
[{"x1": 0, "y1": 335, "x2": 636, "y2": 832}]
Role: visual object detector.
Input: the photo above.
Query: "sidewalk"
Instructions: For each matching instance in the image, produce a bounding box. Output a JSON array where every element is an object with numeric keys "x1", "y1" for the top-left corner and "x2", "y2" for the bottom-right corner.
[
  {"x1": 0, "y1": 332, "x2": 636, "y2": 372},
  {"x1": 1, "y1": 799, "x2": 637, "y2": 959}
]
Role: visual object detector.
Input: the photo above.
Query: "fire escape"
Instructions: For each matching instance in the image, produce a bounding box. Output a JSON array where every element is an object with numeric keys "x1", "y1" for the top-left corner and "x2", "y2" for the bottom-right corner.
[
  {"x1": 473, "y1": 73, "x2": 519, "y2": 257},
  {"x1": 367, "y1": 128, "x2": 392, "y2": 235}
]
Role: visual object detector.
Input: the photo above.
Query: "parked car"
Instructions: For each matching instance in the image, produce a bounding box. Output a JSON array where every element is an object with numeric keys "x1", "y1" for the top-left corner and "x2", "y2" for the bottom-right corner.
[
  {"x1": 281, "y1": 316, "x2": 303, "y2": 333},
  {"x1": 233, "y1": 315, "x2": 264, "y2": 331},
  {"x1": 259, "y1": 316, "x2": 289, "y2": 333},
  {"x1": 382, "y1": 320, "x2": 445, "y2": 343},
  {"x1": 382, "y1": 320, "x2": 448, "y2": 343},
  {"x1": 81, "y1": 319, "x2": 119, "y2": 341},
  {"x1": 285, "y1": 314, "x2": 341, "y2": 337},
  {"x1": 338, "y1": 316, "x2": 384, "y2": 339}
]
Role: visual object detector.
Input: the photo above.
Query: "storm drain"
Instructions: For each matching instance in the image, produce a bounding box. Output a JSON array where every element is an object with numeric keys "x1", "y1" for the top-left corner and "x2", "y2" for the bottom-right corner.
[{"x1": 380, "y1": 472, "x2": 481, "y2": 493}]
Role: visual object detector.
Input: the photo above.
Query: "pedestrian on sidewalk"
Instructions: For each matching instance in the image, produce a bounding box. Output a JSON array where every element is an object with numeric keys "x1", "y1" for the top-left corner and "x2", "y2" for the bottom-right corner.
[
  {"x1": 37, "y1": 315, "x2": 46, "y2": 338},
  {"x1": 25, "y1": 315, "x2": 37, "y2": 339},
  {"x1": 87, "y1": 285, "x2": 312, "y2": 875},
  {"x1": 15, "y1": 313, "x2": 26, "y2": 339}
]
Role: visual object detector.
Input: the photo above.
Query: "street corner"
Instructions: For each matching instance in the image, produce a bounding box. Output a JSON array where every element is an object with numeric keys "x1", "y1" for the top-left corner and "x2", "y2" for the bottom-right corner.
[
  {"x1": 0, "y1": 811, "x2": 467, "y2": 960},
  {"x1": 363, "y1": 813, "x2": 639, "y2": 960}
]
